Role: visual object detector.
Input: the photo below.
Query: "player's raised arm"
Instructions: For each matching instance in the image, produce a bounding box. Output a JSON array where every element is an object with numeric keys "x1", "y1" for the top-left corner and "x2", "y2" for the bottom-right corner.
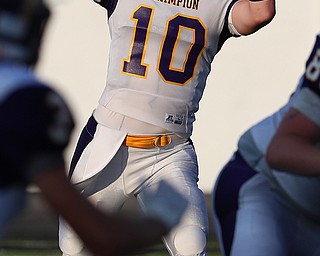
[{"x1": 231, "y1": 0, "x2": 276, "y2": 35}]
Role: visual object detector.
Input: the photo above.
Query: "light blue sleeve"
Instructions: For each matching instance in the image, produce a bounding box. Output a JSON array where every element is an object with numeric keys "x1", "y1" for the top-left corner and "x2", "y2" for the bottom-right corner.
[{"x1": 292, "y1": 87, "x2": 320, "y2": 127}]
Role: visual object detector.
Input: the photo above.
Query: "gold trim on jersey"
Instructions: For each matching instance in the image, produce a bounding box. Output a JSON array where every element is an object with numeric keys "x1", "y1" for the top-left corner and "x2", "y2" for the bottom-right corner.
[{"x1": 121, "y1": 5, "x2": 155, "y2": 79}]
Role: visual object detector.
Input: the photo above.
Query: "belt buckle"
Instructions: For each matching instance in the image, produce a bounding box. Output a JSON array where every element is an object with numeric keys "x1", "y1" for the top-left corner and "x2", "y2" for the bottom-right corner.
[{"x1": 154, "y1": 135, "x2": 171, "y2": 147}]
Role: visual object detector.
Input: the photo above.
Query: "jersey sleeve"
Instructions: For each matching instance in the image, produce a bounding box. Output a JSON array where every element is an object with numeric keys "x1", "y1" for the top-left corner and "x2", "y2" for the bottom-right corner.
[
  {"x1": 0, "y1": 85, "x2": 75, "y2": 187},
  {"x1": 293, "y1": 88, "x2": 320, "y2": 127},
  {"x1": 92, "y1": 0, "x2": 118, "y2": 17},
  {"x1": 292, "y1": 34, "x2": 320, "y2": 127},
  {"x1": 300, "y1": 34, "x2": 320, "y2": 95},
  {"x1": 217, "y1": 0, "x2": 240, "y2": 51}
]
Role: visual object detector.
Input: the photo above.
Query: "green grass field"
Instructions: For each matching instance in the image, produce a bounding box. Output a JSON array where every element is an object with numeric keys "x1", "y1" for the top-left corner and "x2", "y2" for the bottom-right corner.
[
  {"x1": 0, "y1": 238, "x2": 221, "y2": 255},
  {"x1": 1, "y1": 193, "x2": 221, "y2": 255}
]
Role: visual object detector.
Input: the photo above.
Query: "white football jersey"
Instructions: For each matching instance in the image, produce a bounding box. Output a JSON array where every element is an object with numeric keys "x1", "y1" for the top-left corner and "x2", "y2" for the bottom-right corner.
[
  {"x1": 237, "y1": 79, "x2": 302, "y2": 171},
  {"x1": 94, "y1": 0, "x2": 237, "y2": 137}
]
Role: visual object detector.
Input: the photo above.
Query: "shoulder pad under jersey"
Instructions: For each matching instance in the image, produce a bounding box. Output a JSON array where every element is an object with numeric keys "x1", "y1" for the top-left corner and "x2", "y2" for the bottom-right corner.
[{"x1": 302, "y1": 34, "x2": 320, "y2": 96}]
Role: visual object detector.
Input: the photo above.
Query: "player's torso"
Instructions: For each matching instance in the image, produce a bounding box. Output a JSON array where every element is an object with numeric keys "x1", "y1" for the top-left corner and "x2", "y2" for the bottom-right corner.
[
  {"x1": 237, "y1": 79, "x2": 303, "y2": 170},
  {"x1": 238, "y1": 76, "x2": 320, "y2": 220},
  {"x1": 265, "y1": 34, "x2": 320, "y2": 221},
  {"x1": 96, "y1": 0, "x2": 233, "y2": 136}
]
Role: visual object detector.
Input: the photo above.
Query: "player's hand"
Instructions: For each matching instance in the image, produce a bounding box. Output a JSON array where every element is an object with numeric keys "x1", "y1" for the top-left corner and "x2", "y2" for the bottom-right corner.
[{"x1": 142, "y1": 181, "x2": 188, "y2": 230}]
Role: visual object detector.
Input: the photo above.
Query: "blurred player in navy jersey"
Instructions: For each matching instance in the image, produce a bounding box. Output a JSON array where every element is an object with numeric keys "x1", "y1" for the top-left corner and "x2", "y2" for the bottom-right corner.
[
  {"x1": 212, "y1": 33, "x2": 320, "y2": 256},
  {"x1": 0, "y1": 0, "x2": 188, "y2": 255},
  {"x1": 59, "y1": 0, "x2": 276, "y2": 255}
]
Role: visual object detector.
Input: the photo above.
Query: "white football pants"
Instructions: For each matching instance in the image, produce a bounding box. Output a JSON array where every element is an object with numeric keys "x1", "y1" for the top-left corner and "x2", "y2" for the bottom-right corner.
[{"x1": 59, "y1": 140, "x2": 208, "y2": 256}]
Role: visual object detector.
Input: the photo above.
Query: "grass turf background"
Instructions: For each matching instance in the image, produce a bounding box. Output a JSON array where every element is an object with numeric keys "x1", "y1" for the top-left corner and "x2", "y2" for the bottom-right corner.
[{"x1": 1, "y1": 192, "x2": 221, "y2": 255}]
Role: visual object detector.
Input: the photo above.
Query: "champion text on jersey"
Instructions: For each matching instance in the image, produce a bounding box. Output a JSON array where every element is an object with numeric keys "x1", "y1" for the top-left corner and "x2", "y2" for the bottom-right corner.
[{"x1": 156, "y1": 0, "x2": 200, "y2": 10}]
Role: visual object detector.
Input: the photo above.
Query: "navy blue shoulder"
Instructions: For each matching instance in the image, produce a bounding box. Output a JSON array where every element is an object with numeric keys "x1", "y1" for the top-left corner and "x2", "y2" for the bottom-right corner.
[
  {"x1": 301, "y1": 34, "x2": 320, "y2": 96},
  {"x1": 0, "y1": 85, "x2": 74, "y2": 187}
]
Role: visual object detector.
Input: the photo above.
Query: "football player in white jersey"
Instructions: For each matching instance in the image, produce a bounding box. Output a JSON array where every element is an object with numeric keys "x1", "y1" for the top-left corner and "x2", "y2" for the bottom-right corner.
[
  {"x1": 59, "y1": 0, "x2": 275, "y2": 255},
  {"x1": 212, "y1": 33, "x2": 320, "y2": 256},
  {"x1": 0, "y1": 0, "x2": 188, "y2": 255}
]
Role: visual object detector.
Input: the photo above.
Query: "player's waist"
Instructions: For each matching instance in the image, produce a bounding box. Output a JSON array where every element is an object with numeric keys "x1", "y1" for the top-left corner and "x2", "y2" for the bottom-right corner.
[
  {"x1": 124, "y1": 133, "x2": 188, "y2": 148},
  {"x1": 94, "y1": 104, "x2": 171, "y2": 133},
  {"x1": 94, "y1": 104, "x2": 187, "y2": 148},
  {"x1": 98, "y1": 89, "x2": 193, "y2": 138}
]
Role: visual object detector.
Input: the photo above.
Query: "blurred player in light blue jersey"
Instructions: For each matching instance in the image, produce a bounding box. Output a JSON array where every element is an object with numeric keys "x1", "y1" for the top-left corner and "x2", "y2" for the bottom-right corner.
[
  {"x1": 212, "y1": 33, "x2": 320, "y2": 256},
  {"x1": 0, "y1": 0, "x2": 188, "y2": 254},
  {"x1": 59, "y1": 0, "x2": 276, "y2": 255}
]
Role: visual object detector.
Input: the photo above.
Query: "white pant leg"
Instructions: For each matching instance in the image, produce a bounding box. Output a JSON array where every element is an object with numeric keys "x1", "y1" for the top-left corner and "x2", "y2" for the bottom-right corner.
[
  {"x1": 59, "y1": 146, "x2": 130, "y2": 256},
  {"x1": 60, "y1": 140, "x2": 208, "y2": 256},
  {"x1": 230, "y1": 174, "x2": 293, "y2": 256},
  {"x1": 136, "y1": 142, "x2": 208, "y2": 256}
]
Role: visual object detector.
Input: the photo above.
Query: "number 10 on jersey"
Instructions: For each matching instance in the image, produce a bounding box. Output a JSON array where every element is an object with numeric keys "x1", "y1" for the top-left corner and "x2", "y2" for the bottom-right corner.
[{"x1": 122, "y1": 5, "x2": 207, "y2": 86}]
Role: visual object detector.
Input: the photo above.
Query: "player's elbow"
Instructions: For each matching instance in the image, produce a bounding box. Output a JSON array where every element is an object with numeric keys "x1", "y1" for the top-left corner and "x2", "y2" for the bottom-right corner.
[
  {"x1": 240, "y1": 6, "x2": 275, "y2": 36},
  {"x1": 265, "y1": 150, "x2": 275, "y2": 168},
  {"x1": 253, "y1": 5, "x2": 276, "y2": 29},
  {"x1": 265, "y1": 143, "x2": 281, "y2": 169}
]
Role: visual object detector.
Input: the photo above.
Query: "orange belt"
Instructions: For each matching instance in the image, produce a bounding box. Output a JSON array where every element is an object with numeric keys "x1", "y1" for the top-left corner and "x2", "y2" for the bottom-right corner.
[{"x1": 124, "y1": 134, "x2": 172, "y2": 148}]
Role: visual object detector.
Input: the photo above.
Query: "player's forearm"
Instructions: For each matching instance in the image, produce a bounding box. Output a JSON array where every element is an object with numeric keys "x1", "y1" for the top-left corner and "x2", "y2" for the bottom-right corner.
[
  {"x1": 266, "y1": 135, "x2": 320, "y2": 176},
  {"x1": 108, "y1": 216, "x2": 168, "y2": 255},
  {"x1": 35, "y1": 167, "x2": 117, "y2": 254},
  {"x1": 232, "y1": 0, "x2": 275, "y2": 35}
]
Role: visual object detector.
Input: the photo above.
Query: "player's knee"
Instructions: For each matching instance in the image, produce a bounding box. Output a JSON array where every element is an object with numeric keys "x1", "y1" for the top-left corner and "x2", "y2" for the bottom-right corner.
[
  {"x1": 59, "y1": 236, "x2": 85, "y2": 255},
  {"x1": 59, "y1": 219, "x2": 86, "y2": 255},
  {"x1": 173, "y1": 225, "x2": 207, "y2": 255}
]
